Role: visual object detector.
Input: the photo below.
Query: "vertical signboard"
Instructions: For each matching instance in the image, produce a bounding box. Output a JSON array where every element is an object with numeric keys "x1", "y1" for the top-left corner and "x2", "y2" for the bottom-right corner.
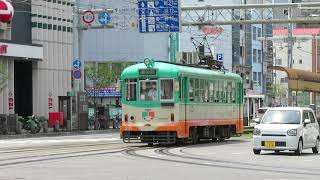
[{"x1": 138, "y1": 0, "x2": 180, "y2": 33}]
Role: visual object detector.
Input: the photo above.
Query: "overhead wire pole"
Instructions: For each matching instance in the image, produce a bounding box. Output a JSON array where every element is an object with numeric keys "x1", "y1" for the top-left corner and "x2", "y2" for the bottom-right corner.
[
  {"x1": 287, "y1": 7, "x2": 293, "y2": 106},
  {"x1": 181, "y1": 2, "x2": 320, "y2": 26}
]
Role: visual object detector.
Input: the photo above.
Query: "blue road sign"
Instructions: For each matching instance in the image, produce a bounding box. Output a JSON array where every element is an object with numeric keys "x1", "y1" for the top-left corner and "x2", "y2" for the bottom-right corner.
[
  {"x1": 73, "y1": 69, "x2": 82, "y2": 79},
  {"x1": 138, "y1": 0, "x2": 180, "y2": 33},
  {"x1": 73, "y1": 59, "x2": 81, "y2": 69},
  {"x1": 97, "y1": 12, "x2": 112, "y2": 25},
  {"x1": 216, "y1": 54, "x2": 223, "y2": 61}
]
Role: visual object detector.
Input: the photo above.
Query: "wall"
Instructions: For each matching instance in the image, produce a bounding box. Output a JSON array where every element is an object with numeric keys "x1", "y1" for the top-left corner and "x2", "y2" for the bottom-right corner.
[{"x1": 31, "y1": 0, "x2": 73, "y2": 117}]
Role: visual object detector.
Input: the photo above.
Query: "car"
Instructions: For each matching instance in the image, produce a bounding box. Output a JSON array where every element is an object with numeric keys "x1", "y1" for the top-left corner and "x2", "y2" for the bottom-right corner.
[{"x1": 252, "y1": 107, "x2": 320, "y2": 155}]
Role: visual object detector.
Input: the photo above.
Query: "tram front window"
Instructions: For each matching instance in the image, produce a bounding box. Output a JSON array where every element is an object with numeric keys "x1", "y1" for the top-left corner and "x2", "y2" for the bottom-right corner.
[
  {"x1": 140, "y1": 80, "x2": 158, "y2": 101},
  {"x1": 160, "y1": 79, "x2": 173, "y2": 101}
]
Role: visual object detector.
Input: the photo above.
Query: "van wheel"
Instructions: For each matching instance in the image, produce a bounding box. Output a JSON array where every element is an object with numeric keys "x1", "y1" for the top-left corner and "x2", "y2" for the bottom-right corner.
[
  {"x1": 295, "y1": 139, "x2": 303, "y2": 156},
  {"x1": 253, "y1": 149, "x2": 261, "y2": 155},
  {"x1": 312, "y1": 138, "x2": 319, "y2": 154}
]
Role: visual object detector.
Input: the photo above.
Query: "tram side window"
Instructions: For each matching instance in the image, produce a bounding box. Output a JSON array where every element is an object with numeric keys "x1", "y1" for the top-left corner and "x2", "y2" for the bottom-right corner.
[
  {"x1": 232, "y1": 82, "x2": 236, "y2": 103},
  {"x1": 160, "y1": 79, "x2": 174, "y2": 101},
  {"x1": 189, "y1": 79, "x2": 194, "y2": 101},
  {"x1": 194, "y1": 79, "x2": 200, "y2": 102},
  {"x1": 200, "y1": 79, "x2": 205, "y2": 102},
  {"x1": 209, "y1": 81, "x2": 214, "y2": 102},
  {"x1": 126, "y1": 79, "x2": 137, "y2": 101}
]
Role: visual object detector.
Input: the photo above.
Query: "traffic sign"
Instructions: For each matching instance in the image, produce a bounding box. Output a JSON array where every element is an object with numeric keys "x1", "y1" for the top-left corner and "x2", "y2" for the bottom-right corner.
[
  {"x1": 97, "y1": 12, "x2": 112, "y2": 25},
  {"x1": 138, "y1": 0, "x2": 180, "y2": 33},
  {"x1": 73, "y1": 69, "x2": 82, "y2": 79},
  {"x1": 73, "y1": 59, "x2": 82, "y2": 69},
  {"x1": 216, "y1": 54, "x2": 224, "y2": 61},
  {"x1": 82, "y1": 10, "x2": 95, "y2": 24}
]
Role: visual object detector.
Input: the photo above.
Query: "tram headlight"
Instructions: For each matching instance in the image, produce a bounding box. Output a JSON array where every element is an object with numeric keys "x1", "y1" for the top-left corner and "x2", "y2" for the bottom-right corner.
[
  {"x1": 124, "y1": 114, "x2": 128, "y2": 122},
  {"x1": 130, "y1": 116, "x2": 135, "y2": 121},
  {"x1": 253, "y1": 128, "x2": 261, "y2": 135}
]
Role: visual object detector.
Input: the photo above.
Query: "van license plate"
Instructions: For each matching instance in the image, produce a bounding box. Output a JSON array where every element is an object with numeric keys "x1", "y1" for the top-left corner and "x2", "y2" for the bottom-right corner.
[{"x1": 265, "y1": 141, "x2": 275, "y2": 148}]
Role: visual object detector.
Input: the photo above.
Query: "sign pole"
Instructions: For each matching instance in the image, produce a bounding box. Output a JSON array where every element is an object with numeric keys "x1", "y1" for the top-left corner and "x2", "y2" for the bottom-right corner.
[{"x1": 72, "y1": 0, "x2": 81, "y2": 130}]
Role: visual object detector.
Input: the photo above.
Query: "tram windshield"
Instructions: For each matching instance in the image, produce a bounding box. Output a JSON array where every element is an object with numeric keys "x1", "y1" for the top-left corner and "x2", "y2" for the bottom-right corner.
[
  {"x1": 140, "y1": 80, "x2": 158, "y2": 101},
  {"x1": 160, "y1": 79, "x2": 174, "y2": 101}
]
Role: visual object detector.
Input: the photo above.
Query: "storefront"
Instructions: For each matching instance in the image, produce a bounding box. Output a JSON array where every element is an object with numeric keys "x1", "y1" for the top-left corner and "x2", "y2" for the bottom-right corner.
[{"x1": 0, "y1": 41, "x2": 43, "y2": 115}]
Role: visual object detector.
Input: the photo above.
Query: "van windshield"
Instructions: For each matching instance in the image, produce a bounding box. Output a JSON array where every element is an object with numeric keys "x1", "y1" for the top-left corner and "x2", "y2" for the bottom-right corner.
[{"x1": 261, "y1": 110, "x2": 301, "y2": 124}]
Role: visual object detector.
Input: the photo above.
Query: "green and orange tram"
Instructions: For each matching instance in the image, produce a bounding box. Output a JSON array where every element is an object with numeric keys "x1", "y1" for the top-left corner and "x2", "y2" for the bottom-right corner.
[{"x1": 120, "y1": 58, "x2": 244, "y2": 145}]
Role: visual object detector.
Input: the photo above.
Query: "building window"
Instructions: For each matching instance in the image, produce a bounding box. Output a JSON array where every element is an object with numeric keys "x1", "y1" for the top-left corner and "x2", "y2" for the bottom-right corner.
[
  {"x1": 253, "y1": 27, "x2": 257, "y2": 40},
  {"x1": 43, "y1": 15, "x2": 47, "y2": 19},
  {"x1": 257, "y1": 28, "x2": 262, "y2": 37},
  {"x1": 53, "y1": 17, "x2": 57, "y2": 20},
  {"x1": 58, "y1": 18, "x2": 62, "y2": 21},
  {"x1": 48, "y1": 24, "x2": 52, "y2": 30},
  {"x1": 62, "y1": 1, "x2": 66, "y2": 5},
  {"x1": 43, "y1": 23, "x2": 48, "y2": 29},
  {"x1": 53, "y1": 0, "x2": 56, "y2": 3},
  {"x1": 53, "y1": 25, "x2": 57, "y2": 30},
  {"x1": 58, "y1": 25, "x2": 62, "y2": 31},
  {"x1": 253, "y1": 49, "x2": 257, "y2": 63},
  {"x1": 67, "y1": 27, "x2": 72, "y2": 32},
  {"x1": 63, "y1": 26, "x2": 67, "y2": 31},
  {"x1": 37, "y1": 15, "x2": 42, "y2": 18},
  {"x1": 253, "y1": 72, "x2": 257, "y2": 82},
  {"x1": 299, "y1": 59, "x2": 303, "y2": 64},
  {"x1": 38, "y1": 23, "x2": 43, "y2": 28},
  {"x1": 258, "y1": 50, "x2": 262, "y2": 63},
  {"x1": 198, "y1": 0, "x2": 204, "y2": 1},
  {"x1": 31, "y1": 14, "x2": 37, "y2": 17},
  {"x1": 258, "y1": 72, "x2": 262, "y2": 86},
  {"x1": 31, "y1": 22, "x2": 37, "y2": 28},
  {"x1": 63, "y1": 19, "x2": 67, "y2": 22},
  {"x1": 276, "y1": 58, "x2": 282, "y2": 65},
  {"x1": 58, "y1": 1, "x2": 62, "y2": 4},
  {"x1": 48, "y1": 16, "x2": 52, "y2": 19}
]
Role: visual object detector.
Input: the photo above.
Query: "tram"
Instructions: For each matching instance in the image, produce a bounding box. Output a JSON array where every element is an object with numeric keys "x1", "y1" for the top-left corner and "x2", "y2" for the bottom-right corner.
[{"x1": 120, "y1": 58, "x2": 244, "y2": 145}]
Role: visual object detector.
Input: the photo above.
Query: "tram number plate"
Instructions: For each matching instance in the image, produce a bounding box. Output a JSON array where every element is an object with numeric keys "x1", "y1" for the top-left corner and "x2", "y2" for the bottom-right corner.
[{"x1": 264, "y1": 141, "x2": 275, "y2": 148}]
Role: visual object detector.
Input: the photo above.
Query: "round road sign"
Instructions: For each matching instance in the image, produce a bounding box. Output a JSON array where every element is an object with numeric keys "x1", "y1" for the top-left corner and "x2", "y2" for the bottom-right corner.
[
  {"x1": 73, "y1": 69, "x2": 82, "y2": 79},
  {"x1": 82, "y1": 10, "x2": 95, "y2": 24}
]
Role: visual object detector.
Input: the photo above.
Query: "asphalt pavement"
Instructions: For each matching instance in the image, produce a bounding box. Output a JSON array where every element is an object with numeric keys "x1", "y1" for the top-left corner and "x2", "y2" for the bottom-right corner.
[{"x1": 0, "y1": 133, "x2": 319, "y2": 180}]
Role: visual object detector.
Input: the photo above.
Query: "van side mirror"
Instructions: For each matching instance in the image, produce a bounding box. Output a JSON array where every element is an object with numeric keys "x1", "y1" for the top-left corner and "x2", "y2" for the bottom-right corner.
[
  {"x1": 304, "y1": 119, "x2": 311, "y2": 125},
  {"x1": 254, "y1": 118, "x2": 260, "y2": 123}
]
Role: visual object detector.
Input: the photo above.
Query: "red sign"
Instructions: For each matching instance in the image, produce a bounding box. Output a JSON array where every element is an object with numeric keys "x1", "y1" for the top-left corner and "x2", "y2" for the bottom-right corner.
[
  {"x1": 82, "y1": 10, "x2": 95, "y2": 24},
  {"x1": 48, "y1": 97, "x2": 53, "y2": 109},
  {"x1": 201, "y1": 26, "x2": 224, "y2": 35},
  {"x1": 0, "y1": 44, "x2": 7, "y2": 54},
  {"x1": 8, "y1": 97, "x2": 13, "y2": 110},
  {"x1": 0, "y1": 0, "x2": 14, "y2": 23}
]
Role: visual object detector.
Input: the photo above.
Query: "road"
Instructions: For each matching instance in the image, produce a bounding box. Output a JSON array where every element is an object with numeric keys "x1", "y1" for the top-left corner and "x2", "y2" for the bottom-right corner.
[{"x1": 0, "y1": 133, "x2": 319, "y2": 180}]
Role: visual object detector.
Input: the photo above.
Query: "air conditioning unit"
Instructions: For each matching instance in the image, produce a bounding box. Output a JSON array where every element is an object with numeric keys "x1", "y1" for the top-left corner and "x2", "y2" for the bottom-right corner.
[{"x1": 177, "y1": 52, "x2": 199, "y2": 64}]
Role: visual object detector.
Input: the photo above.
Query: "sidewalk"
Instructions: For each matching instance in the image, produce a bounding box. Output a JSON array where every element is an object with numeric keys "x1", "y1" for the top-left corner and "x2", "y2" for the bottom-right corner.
[{"x1": 0, "y1": 129, "x2": 120, "y2": 140}]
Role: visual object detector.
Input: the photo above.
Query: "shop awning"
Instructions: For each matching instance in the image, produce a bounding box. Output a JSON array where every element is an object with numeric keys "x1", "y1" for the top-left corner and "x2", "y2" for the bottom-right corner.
[{"x1": 269, "y1": 66, "x2": 320, "y2": 92}]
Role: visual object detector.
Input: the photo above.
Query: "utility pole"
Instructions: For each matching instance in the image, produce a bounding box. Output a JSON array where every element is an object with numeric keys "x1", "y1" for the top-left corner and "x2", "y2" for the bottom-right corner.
[
  {"x1": 287, "y1": 7, "x2": 293, "y2": 106},
  {"x1": 71, "y1": 1, "x2": 113, "y2": 131}
]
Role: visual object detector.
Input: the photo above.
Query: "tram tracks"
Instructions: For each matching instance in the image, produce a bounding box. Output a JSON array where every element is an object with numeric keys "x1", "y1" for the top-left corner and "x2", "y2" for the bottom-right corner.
[
  {"x1": 124, "y1": 145, "x2": 320, "y2": 177},
  {"x1": 0, "y1": 142, "x2": 145, "y2": 167}
]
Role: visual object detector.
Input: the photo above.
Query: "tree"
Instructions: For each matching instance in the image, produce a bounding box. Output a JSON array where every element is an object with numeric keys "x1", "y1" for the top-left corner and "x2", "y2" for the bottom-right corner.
[{"x1": 267, "y1": 83, "x2": 288, "y2": 105}]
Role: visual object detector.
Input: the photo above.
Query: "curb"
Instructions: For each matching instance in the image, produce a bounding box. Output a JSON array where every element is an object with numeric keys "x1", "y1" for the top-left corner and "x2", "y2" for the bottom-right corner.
[{"x1": 0, "y1": 129, "x2": 120, "y2": 140}]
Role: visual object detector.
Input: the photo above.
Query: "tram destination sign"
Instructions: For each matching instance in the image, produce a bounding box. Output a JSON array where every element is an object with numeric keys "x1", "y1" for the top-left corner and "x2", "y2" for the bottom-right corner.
[
  {"x1": 139, "y1": 69, "x2": 157, "y2": 75},
  {"x1": 138, "y1": 0, "x2": 181, "y2": 33}
]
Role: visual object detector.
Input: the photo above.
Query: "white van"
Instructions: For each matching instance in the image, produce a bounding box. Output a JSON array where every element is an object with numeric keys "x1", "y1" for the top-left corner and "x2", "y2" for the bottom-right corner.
[{"x1": 252, "y1": 107, "x2": 320, "y2": 155}]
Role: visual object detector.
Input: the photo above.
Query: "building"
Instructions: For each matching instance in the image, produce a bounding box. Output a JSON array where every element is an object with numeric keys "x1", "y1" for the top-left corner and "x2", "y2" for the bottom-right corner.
[{"x1": 272, "y1": 28, "x2": 320, "y2": 106}]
